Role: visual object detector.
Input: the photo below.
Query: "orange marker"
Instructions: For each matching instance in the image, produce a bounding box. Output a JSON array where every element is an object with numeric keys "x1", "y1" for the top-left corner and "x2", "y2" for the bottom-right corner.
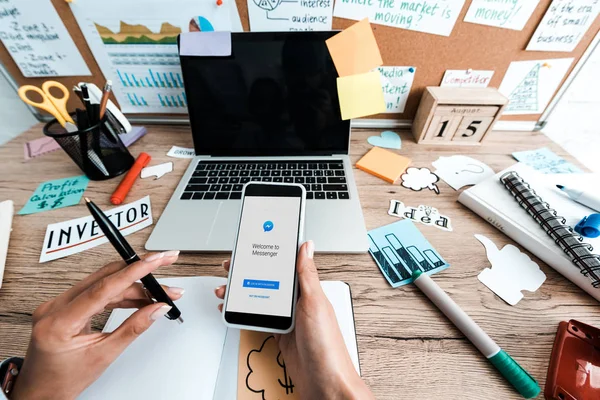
[
  {"x1": 216, "y1": 0, "x2": 223, "y2": 5},
  {"x1": 110, "y1": 152, "x2": 151, "y2": 205}
]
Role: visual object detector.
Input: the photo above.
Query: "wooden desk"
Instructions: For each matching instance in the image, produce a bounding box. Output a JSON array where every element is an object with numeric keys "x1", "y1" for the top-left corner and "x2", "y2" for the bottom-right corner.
[{"x1": 1, "y1": 125, "x2": 598, "y2": 399}]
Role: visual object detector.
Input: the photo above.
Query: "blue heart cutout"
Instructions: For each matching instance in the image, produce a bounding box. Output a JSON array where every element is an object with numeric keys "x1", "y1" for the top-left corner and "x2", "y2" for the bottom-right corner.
[{"x1": 367, "y1": 131, "x2": 401, "y2": 149}]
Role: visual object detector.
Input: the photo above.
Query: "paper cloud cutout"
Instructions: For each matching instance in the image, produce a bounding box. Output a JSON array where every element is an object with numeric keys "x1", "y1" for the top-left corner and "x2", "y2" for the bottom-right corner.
[
  {"x1": 401, "y1": 167, "x2": 440, "y2": 195},
  {"x1": 246, "y1": 335, "x2": 296, "y2": 399},
  {"x1": 475, "y1": 234, "x2": 546, "y2": 306}
]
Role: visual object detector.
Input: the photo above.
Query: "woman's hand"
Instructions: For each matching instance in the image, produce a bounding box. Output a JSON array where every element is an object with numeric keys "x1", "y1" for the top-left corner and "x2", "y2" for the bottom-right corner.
[
  {"x1": 11, "y1": 251, "x2": 183, "y2": 400},
  {"x1": 215, "y1": 241, "x2": 374, "y2": 399}
]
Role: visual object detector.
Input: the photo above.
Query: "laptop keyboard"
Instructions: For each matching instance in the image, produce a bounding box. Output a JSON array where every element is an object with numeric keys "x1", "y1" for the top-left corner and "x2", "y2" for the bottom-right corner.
[{"x1": 180, "y1": 160, "x2": 349, "y2": 201}]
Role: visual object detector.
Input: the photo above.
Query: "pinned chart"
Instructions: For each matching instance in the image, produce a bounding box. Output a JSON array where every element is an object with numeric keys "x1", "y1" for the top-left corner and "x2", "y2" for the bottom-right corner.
[
  {"x1": 378, "y1": 66, "x2": 416, "y2": 113},
  {"x1": 333, "y1": 0, "x2": 466, "y2": 36},
  {"x1": 464, "y1": 0, "x2": 540, "y2": 30},
  {"x1": 69, "y1": 0, "x2": 237, "y2": 114},
  {"x1": 527, "y1": 0, "x2": 600, "y2": 52},
  {"x1": 0, "y1": 0, "x2": 91, "y2": 77},
  {"x1": 498, "y1": 58, "x2": 574, "y2": 115}
]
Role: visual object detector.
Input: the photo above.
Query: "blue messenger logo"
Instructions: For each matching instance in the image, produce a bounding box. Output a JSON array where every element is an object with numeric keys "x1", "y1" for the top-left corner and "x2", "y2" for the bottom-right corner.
[{"x1": 263, "y1": 220, "x2": 274, "y2": 232}]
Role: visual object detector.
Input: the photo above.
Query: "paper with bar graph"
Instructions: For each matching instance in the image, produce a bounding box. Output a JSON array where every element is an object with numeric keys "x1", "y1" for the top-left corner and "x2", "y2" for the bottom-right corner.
[
  {"x1": 368, "y1": 220, "x2": 450, "y2": 288},
  {"x1": 70, "y1": 0, "x2": 241, "y2": 114}
]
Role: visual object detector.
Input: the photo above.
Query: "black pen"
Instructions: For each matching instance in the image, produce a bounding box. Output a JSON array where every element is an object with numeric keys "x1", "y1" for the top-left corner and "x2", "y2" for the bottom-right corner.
[{"x1": 84, "y1": 197, "x2": 183, "y2": 323}]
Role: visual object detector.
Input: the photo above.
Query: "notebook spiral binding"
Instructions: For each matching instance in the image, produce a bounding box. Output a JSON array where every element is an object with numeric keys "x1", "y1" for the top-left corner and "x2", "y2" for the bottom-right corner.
[{"x1": 500, "y1": 171, "x2": 600, "y2": 289}]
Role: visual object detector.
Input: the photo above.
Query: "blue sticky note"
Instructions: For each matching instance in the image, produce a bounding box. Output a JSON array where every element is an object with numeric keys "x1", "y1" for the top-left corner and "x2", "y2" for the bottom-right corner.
[
  {"x1": 512, "y1": 147, "x2": 583, "y2": 174},
  {"x1": 18, "y1": 176, "x2": 90, "y2": 215},
  {"x1": 368, "y1": 220, "x2": 449, "y2": 288}
]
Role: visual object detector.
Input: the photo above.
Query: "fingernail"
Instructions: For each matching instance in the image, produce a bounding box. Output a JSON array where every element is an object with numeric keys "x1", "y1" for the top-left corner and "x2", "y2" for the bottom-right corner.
[
  {"x1": 306, "y1": 240, "x2": 314, "y2": 259},
  {"x1": 164, "y1": 250, "x2": 180, "y2": 258},
  {"x1": 150, "y1": 305, "x2": 172, "y2": 320},
  {"x1": 169, "y1": 287, "x2": 185, "y2": 295},
  {"x1": 145, "y1": 252, "x2": 165, "y2": 262}
]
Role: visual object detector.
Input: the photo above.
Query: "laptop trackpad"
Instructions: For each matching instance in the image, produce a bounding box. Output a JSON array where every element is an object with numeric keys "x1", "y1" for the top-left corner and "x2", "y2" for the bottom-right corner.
[{"x1": 205, "y1": 201, "x2": 240, "y2": 251}]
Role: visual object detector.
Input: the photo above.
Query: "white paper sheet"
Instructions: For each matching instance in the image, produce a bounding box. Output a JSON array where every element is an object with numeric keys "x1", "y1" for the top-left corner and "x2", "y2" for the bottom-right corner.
[
  {"x1": 464, "y1": 0, "x2": 540, "y2": 30},
  {"x1": 0, "y1": 200, "x2": 14, "y2": 290},
  {"x1": 70, "y1": 0, "x2": 237, "y2": 114},
  {"x1": 39, "y1": 196, "x2": 153, "y2": 263},
  {"x1": 80, "y1": 277, "x2": 228, "y2": 400},
  {"x1": 377, "y1": 66, "x2": 416, "y2": 113},
  {"x1": 527, "y1": 0, "x2": 600, "y2": 52},
  {"x1": 0, "y1": 0, "x2": 90, "y2": 77},
  {"x1": 333, "y1": 0, "x2": 466, "y2": 36},
  {"x1": 498, "y1": 58, "x2": 573, "y2": 115},
  {"x1": 247, "y1": 0, "x2": 334, "y2": 31},
  {"x1": 141, "y1": 162, "x2": 173, "y2": 179},
  {"x1": 440, "y1": 69, "x2": 494, "y2": 88}
]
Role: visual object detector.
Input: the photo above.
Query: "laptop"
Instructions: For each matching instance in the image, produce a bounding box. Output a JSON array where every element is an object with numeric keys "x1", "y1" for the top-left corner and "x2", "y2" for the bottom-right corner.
[{"x1": 145, "y1": 31, "x2": 368, "y2": 253}]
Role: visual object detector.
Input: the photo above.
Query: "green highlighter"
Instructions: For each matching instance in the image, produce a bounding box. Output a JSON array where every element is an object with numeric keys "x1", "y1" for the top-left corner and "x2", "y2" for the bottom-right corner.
[{"x1": 411, "y1": 270, "x2": 540, "y2": 399}]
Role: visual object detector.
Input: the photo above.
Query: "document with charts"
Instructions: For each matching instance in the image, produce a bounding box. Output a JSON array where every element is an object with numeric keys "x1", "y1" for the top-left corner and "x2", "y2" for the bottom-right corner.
[{"x1": 70, "y1": 0, "x2": 242, "y2": 114}]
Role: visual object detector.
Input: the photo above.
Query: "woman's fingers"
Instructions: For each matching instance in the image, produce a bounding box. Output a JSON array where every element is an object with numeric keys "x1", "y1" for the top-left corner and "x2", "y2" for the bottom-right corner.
[
  {"x1": 215, "y1": 285, "x2": 226, "y2": 300},
  {"x1": 57, "y1": 251, "x2": 180, "y2": 332},
  {"x1": 222, "y1": 260, "x2": 230, "y2": 272},
  {"x1": 111, "y1": 282, "x2": 184, "y2": 304}
]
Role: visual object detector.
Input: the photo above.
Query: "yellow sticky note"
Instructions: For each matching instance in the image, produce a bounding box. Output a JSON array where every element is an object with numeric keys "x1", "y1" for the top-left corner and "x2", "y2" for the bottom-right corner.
[
  {"x1": 326, "y1": 18, "x2": 383, "y2": 77},
  {"x1": 337, "y1": 70, "x2": 386, "y2": 120}
]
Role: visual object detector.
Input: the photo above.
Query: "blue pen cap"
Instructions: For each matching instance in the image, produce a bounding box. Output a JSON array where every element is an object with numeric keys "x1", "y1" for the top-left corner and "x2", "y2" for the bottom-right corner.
[{"x1": 574, "y1": 214, "x2": 600, "y2": 238}]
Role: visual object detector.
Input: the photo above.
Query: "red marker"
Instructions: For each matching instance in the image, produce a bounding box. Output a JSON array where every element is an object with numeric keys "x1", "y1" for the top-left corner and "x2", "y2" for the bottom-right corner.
[{"x1": 110, "y1": 152, "x2": 151, "y2": 205}]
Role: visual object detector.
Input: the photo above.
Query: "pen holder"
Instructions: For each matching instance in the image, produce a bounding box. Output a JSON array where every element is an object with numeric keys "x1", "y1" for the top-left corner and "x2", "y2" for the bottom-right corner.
[{"x1": 43, "y1": 115, "x2": 135, "y2": 181}]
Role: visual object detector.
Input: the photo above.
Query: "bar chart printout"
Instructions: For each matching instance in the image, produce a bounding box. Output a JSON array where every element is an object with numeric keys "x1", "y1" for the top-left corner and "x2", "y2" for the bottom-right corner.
[{"x1": 368, "y1": 220, "x2": 450, "y2": 288}]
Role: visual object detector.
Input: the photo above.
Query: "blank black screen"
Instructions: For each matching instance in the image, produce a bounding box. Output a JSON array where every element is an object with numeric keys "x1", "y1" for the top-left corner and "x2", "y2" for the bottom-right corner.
[{"x1": 179, "y1": 32, "x2": 349, "y2": 156}]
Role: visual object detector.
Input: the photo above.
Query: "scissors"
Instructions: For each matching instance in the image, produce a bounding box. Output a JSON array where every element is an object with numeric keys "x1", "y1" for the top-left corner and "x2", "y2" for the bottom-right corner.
[{"x1": 18, "y1": 81, "x2": 77, "y2": 132}]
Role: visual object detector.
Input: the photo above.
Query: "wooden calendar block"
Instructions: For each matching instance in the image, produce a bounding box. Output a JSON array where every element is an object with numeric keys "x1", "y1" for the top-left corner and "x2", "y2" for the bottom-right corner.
[
  {"x1": 412, "y1": 87, "x2": 508, "y2": 145},
  {"x1": 424, "y1": 115, "x2": 461, "y2": 142},
  {"x1": 452, "y1": 116, "x2": 495, "y2": 142}
]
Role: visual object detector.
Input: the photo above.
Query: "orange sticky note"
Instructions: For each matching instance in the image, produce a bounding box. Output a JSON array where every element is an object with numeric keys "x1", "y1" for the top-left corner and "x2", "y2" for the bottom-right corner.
[
  {"x1": 326, "y1": 18, "x2": 383, "y2": 77},
  {"x1": 356, "y1": 147, "x2": 411, "y2": 184},
  {"x1": 337, "y1": 70, "x2": 386, "y2": 120}
]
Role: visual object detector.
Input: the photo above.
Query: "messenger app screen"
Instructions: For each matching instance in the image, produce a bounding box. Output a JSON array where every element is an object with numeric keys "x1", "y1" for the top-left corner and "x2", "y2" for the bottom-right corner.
[{"x1": 226, "y1": 195, "x2": 301, "y2": 317}]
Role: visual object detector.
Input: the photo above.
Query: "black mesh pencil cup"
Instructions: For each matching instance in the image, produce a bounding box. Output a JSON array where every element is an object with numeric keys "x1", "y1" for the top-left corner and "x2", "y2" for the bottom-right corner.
[{"x1": 43, "y1": 115, "x2": 135, "y2": 181}]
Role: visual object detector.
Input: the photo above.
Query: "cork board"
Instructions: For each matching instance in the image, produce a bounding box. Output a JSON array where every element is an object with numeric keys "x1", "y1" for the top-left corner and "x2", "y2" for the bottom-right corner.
[{"x1": 1, "y1": 0, "x2": 599, "y2": 122}]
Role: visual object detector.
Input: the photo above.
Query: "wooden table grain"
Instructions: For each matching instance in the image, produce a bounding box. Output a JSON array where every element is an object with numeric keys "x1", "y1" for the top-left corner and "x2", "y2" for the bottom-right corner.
[{"x1": 1, "y1": 125, "x2": 598, "y2": 399}]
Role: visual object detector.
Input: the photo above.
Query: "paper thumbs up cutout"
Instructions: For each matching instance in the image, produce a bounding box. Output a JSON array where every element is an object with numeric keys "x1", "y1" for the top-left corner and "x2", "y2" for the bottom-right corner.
[
  {"x1": 141, "y1": 162, "x2": 173, "y2": 180},
  {"x1": 475, "y1": 234, "x2": 546, "y2": 306}
]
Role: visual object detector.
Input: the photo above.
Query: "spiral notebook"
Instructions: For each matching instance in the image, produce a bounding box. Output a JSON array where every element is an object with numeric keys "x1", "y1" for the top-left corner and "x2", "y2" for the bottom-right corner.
[{"x1": 458, "y1": 163, "x2": 600, "y2": 301}]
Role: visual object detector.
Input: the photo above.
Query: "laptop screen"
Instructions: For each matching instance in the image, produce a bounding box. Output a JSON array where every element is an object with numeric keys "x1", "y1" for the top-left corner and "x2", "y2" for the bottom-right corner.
[{"x1": 179, "y1": 32, "x2": 350, "y2": 157}]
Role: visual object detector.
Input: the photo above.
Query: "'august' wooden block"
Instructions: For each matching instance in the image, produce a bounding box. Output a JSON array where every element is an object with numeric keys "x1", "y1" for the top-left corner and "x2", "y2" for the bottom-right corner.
[{"x1": 412, "y1": 87, "x2": 508, "y2": 145}]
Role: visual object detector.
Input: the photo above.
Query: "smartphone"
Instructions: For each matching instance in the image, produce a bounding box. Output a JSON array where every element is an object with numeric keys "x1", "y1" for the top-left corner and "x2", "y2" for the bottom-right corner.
[{"x1": 222, "y1": 182, "x2": 306, "y2": 333}]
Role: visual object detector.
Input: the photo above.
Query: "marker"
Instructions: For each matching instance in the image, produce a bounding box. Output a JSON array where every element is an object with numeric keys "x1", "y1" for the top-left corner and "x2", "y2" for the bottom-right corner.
[
  {"x1": 110, "y1": 152, "x2": 151, "y2": 205},
  {"x1": 556, "y1": 185, "x2": 600, "y2": 213},
  {"x1": 411, "y1": 270, "x2": 540, "y2": 398}
]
